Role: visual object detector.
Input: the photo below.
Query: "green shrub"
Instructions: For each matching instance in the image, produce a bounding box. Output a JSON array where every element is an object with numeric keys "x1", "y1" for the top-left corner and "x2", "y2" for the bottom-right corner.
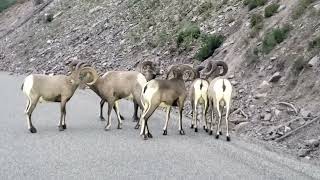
[
  {"x1": 195, "y1": 34, "x2": 224, "y2": 61},
  {"x1": 244, "y1": 0, "x2": 267, "y2": 10},
  {"x1": 292, "y1": 0, "x2": 315, "y2": 19},
  {"x1": 176, "y1": 24, "x2": 201, "y2": 47},
  {"x1": 308, "y1": 36, "x2": 320, "y2": 50},
  {"x1": 250, "y1": 13, "x2": 264, "y2": 28},
  {"x1": 262, "y1": 25, "x2": 290, "y2": 53},
  {"x1": 264, "y1": 3, "x2": 280, "y2": 17},
  {"x1": 0, "y1": 0, "x2": 16, "y2": 13}
]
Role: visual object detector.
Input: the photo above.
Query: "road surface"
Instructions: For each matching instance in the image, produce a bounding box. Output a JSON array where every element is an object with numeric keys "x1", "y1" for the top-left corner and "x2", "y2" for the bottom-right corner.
[{"x1": 0, "y1": 72, "x2": 319, "y2": 180}]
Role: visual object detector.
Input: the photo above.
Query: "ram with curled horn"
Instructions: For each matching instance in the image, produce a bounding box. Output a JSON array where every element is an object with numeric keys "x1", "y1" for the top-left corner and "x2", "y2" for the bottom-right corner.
[
  {"x1": 83, "y1": 62, "x2": 161, "y2": 131},
  {"x1": 21, "y1": 61, "x2": 97, "y2": 133},
  {"x1": 139, "y1": 64, "x2": 196, "y2": 140},
  {"x1": 188, "y1": 60, "x2": 228, "y2": 133},
  {"x1": 97, "y1": 61, "x2": 162, "y2": 124},
  {"x1": 203, "y1": 60, "x2": 233, "y2": 141}
]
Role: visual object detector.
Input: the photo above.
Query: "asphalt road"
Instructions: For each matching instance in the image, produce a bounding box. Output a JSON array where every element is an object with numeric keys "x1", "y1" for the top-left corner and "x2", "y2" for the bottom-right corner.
[{"x1": 0, "y1": 72, "x2": 319, "y2": 180}]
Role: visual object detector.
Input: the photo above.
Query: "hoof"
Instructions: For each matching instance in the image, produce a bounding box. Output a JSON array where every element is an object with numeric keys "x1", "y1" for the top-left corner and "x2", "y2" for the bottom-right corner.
[
  {"x1": 163, "y1": 130, "x2": 167, "y2": 135},
  {"x1": 219, "y1": 131, "x2": 223, "y2": 135},
  {"x1": 195, "y1": 128, "x2": 198, "y2": 132},
  {"x1": 203, "y1": 126, "x2": 206, "y2": 130},
  {"x1": 226, "y1": 136, "x2": 231, "y2": 141},
  {"x1": 179, "y1": 130, "x2": 185, "y2": 135},
  {"x1": 29, "y1": 127, "x2": 37, "y2": 133},
  {"x1": 190, "y1": 124, "x2": 194, "y2": 129},
  {"x1": 147, "y1": 133, "x2": 153, "y2": 138},
  {"x1": 209, "y1": 130, "x2": 213, "y2": 135},
  {"x1": 117, "y1": 125, "x2": 122, "y2": 129},
  {"x1": 134, "y1": 124, "x2": 140, "y2": 129},
  {"x1": 62, "y1": 124, "x2": 67, "y2": 129},
  {"x1": 58, "y1": 126, "x2": 64, "y2": 131},
  {"x1": 100, "y1": 116, "x2": 106, "y2": 121},
  {"x1": 132, "y1": 117, "x2": 139, "y2": 122},
  {"x1": 142, "y1": 135, "x2": 148, "y2": 140},
  {"x1": 120, "y1": 115, "x2": 125, "y2": 120},
  {"x1": 205, "y1": 129, "x2": 208, "y2": 133},
  {"x1": 104, "y1": 125, "x2": 111, "y2": 131},
  {"x1": 215, "y1": 135, "x2": 219, "y2": 139}
]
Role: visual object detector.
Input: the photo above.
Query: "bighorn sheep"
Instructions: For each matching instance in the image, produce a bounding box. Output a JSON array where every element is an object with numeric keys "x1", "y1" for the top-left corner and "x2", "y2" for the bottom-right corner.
[
  {"x1": 80, "y1": 64, "x2": 150, "y2": 130},
  {"x1": 98, "y1": 61, "x2": 161, "y2": 122},
  {"x1": 189, "y1": 61, "x2": 228, "y2": 132},
  {"x1": 21, "y1": 61, "x2": 96, "y2": 133},
  {"x1": 139, "y1": 64, "x2": 196, "y2": 140},
  {"x1": 206, "y1": 62, "x2": 232, "y2": 141}
]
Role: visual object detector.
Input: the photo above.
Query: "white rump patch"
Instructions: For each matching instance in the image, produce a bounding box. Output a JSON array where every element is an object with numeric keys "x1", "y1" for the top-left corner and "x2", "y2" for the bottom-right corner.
[{"x1": 23, "y1": 75, "x2": 34, "y2": 97}]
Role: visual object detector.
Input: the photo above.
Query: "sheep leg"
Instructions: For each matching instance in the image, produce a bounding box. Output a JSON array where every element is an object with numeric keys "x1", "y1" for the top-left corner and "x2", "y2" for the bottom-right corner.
[
  {"x1": 193, "y1": 103, "x2": 198, "y2": 132},
  {"x1": 203, "y1": 98, "x2": 208, "y2": 132},
  {"x1": 105, "y1": 101, "x2": 114, "y2": 130},
  {"x1": 132, "y1": 102, "x2": 139, "y2": 122},
  {"x1": 114, "y1": 101, "x2": 123, "y2": 129},
  {"x1": 58, "y1": 100, "x2": 67, "y2": 131},
  {"x1": 190, "y1": 99, "x2": 195, "y2": 129},
  {"x1": 163, "y1": 106, "x2": 171, "y2": 135},
  {"x1": 99, "y1": 99, "x2": 106, "y2": 121},
  {"x1": 209, "y1": 100, "x2": 214, "y2": 135},
  {"x1": 215, "y1": 103, "x2": 222, "y2": 139},
  {"x1": 25, "y1": 97, "x2": 39, "y2": 133},
  {"x1": 225, "y1": 101, "x2": 231, "y2": 141},
  {"x1": 139, "y1": 103, "x2": 159, "y2": 140},
  {"x1": 178, "y1": 99, "x2": 185, "y2": 135}
]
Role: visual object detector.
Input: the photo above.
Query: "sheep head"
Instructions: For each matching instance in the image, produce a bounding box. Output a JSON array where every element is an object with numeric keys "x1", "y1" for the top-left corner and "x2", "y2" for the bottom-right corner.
[
  {"x1": 78, "y1": 65, "x2": 99, "y2": 86},
  {"x1": 202, "y1": 60, "x2": 228, "y2": 79},
  {"x1": 166, "y1": 64, "x2": 196, "y2": 81},
  {"x1": 135, "y1": 61, "x2": 161, "y2": 81}
]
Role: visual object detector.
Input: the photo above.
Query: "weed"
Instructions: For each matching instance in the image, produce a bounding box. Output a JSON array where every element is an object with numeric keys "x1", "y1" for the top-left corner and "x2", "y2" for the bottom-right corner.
[{"x1": 264, "y1": 3, "x2": 280, "y2": 17}]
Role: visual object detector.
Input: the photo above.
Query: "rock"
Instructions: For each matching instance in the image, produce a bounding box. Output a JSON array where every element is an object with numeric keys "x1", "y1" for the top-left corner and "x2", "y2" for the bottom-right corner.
[
  {"x1": 284, "y1": 126, "x2": 291, "y2": 133},
  {"x1": 314, "y1": 4, "x2": 320, "y2": 10},
  {"x1": 44, "y1": 13, "x2": 54, "y2": 23},
  {"x1": 270, "y1": 56, "x2": 277, "y2": 61},
  {"x1": 304, "y1": 139, "x2": 320, "y2": 148},
  {"x1": 228, "y1": 74, "x2": 235, "y2": 79},
  {"x1": 263, "y1": 113, "x2": 272, "y2": 121},
  {"x1": 300, "y1": 108, "x2": 312, "y2": 118},
  {"x1": 53, "y1": 11, "x2": 63, "y2": 19},
  {"x1": 89, "y1": 6, "x2": 104, "y2": 14},
  {"x1": 307, "y1": 56, "x2": 319, "y2": 68},
  {"x1": 266, "y1": 65, "x2": 273, "y2": 70},
  {"x1": 258, "y1": 81, "x2": 271, "y2": 90},
  {"x1": 254, "y1": 93, "x2": 267, "y2": 99},
  {"x1": 274, "y1": 109, "x2": 282, "y2": 117},
  {"x1": 238, "y1": 89, "x2": 244, "y2": 93},
  {"x1": 277, "y1": 5, "x2": 286, "y2": 12},
  {"x1": 233, "y1": 122, "x2": 250, "y2": 133},
  {"x1": 231, "y1": 80, "x2": 238, "y2": 86},
  {"x1": 298, "y1": 149, "x2": 310, "y2": 157},
  {"x1": 33, "y1": 0, "x2": 43, "y2": 6},
  {"x1": 269, "y1": 72, "x2": 282, "y2": 83},
  {"x1": 223, "y1": 6, "x2": 234, "y2": 13}
]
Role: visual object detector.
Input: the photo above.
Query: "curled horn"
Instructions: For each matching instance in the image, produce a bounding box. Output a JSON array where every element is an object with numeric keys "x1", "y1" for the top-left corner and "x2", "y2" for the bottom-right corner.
[
  {"x1": 202, "y1": 61, "x2": 228, "y2": 78},
  {"x1": 75, "y1": 62, "x2": 87, "y2": 71},
  {"x1": 179, "y1": 64, "x2": 196, "y2": 80},
  {"x1": 165, "y1": 64, "x2": 179, "y2": 79},
  {"x1": 66, "y1": 60, "x2": 79, "y2": 71},
  {"x1": 195, "y1": 65, "x2": 205, "y2": 78},
  {"x1": 79, "y1": 67, "x2": 99, "y2": 85}
]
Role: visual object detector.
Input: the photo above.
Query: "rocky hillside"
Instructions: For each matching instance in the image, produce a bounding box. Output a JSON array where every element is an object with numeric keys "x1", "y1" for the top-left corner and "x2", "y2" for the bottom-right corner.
[{"x1": 1, "y1": 0, "x2": 320, "y2": 161}]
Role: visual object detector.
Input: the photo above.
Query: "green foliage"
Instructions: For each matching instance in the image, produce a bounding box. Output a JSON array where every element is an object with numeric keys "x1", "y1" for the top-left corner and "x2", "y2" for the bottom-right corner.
[
  {"x1": 250, "y1": 13, "x2": 264, "y2": 38},
  {"x1": 0, "y1": 0, "x2": 16, "y2": 13},
  {"x1": 176, "y1": 24, "x2": 201, "y2": 47},
  {"x1": 264, "y1": 3, "x2": 280, "y2": 17},
  {"x1": 308, "y1": 36, "x2": 320, "y2": 50},
  {"x1": 195, "y1": 34, "x2": 224, "y2": 61},
  {"x1": 292, "y1": 0, "x2": 315, "y2": 19},
  {"x1": 262, "y1": 25, "x2": 291, "y2": 53},
  {"x1": 244, "y1": 0, "x2": 267, "y2": 10}
]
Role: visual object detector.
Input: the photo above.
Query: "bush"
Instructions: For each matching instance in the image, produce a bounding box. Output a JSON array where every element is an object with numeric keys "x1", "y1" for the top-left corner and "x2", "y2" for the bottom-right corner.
[
  {"x1": 177, "y1": 24, "x2": 200, "y2": 47},
  {"x1": 308, "y1": 36, "x2": 320, "y2": 50},
  {"x1": 250, "y1": 13, "x2": 264, "y2": 28},
  {"x1": 195, "y1": 34, "x2": 224, "y2": 61},
  {"x1": 0, "y1": 0, "x2": 16, "y2": 13},
  {"x1": 292, "y1": 0, "x2": 315, "y2": 19},
  {"x1": 244, "y1": 0, "x2": 267, "y2": 10},
  {"x1": 264, "y1": 3, "x2": 280, "y2": 17},
  {"x1": 262, "y1": 25, "x2": 290, "y2": 53}
]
